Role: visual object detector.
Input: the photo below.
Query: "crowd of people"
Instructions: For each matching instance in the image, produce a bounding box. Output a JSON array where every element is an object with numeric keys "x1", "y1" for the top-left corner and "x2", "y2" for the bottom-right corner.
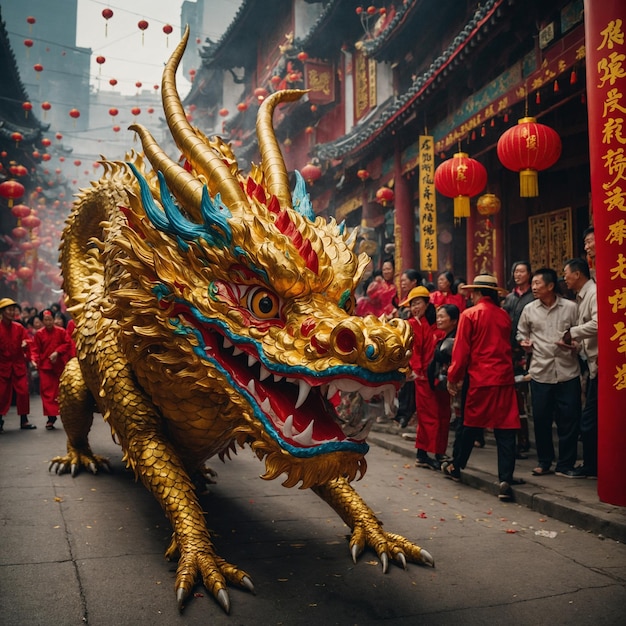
[
  {"x1": 0, "y1": 298, "x2": 75, "y2": 433},
  {"x1": 355, "y1": 231, "x2": 598, "y2": 500}
]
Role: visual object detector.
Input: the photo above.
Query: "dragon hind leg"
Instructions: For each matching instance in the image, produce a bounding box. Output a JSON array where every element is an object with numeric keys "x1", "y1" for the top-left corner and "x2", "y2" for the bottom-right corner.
[{"x1": 49, "y1": 358, "x2": 111, "y2": 476}]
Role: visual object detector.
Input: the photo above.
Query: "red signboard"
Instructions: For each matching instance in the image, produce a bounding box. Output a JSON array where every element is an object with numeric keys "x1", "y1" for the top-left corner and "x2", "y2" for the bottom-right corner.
[
  {"x1": 584, "y1": 0, "x2": 626, "y2": 506},
  {"x1": 305, "y1": 61, "x2": 335, "y2": 105}
]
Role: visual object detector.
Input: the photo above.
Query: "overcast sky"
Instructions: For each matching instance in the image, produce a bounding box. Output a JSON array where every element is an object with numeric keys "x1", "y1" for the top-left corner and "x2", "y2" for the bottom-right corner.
[{"x1": 76, "y1": 0, "x2": 242, "y2": 95}]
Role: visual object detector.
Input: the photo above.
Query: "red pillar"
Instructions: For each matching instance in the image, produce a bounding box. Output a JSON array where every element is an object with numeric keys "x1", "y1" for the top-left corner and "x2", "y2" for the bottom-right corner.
[
  {"x1": 584, "y1": 0, "x2": 626, "y2": 506},
  {"x1": 394, "y1": 142, "x2": 415, "y2": 272}
]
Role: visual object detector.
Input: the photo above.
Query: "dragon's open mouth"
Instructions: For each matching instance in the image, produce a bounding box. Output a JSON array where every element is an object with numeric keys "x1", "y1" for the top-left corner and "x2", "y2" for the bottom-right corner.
[{"x1": 186, "y1": 318, "x2": 399, "y2": 454}]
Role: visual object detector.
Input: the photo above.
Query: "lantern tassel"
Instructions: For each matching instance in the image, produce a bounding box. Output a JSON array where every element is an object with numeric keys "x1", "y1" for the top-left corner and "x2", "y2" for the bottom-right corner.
[
  {"x1": 453, "y1": 196, "x2": 470, "y2": 219},
  {"x1": 519, "y1": 169, "x2": 539, "y2": 197}
]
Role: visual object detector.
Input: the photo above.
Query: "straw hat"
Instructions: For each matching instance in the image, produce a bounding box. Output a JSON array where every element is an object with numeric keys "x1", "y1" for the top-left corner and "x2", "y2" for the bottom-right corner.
[
  {"x1": 459, "y1": 274, "x2": 507, "y2": 295},
  {"x1": 399, "y1": 285, "x2": 431, "y2": 307},
  {"x1": 0, "y1": 297, "x2": 19, "y2": 310}
]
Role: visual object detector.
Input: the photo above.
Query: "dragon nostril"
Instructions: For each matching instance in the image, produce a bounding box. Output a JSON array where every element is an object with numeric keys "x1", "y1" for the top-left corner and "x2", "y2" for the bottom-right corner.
[{"x1": 335, "y1": 327, "x2": 357, "y2": 354}]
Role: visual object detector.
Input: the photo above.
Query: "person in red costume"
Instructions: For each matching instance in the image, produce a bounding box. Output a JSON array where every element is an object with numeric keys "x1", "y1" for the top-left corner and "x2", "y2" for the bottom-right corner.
[
  {"x1": 400, "y1": 286, "x2": 442, "y2": 470},
  {"x1": 31, "y1": 309, "x2": 72, "y2": 430},
  {"x1": 0, "y1": 298, "x2": 35, "y2": 432},
  {"x1": 441, "y1": 275, "x2": 524, "y2": 500},
  {"x1": 430, "y1": 271, "x2": 466, "y2": 312}
]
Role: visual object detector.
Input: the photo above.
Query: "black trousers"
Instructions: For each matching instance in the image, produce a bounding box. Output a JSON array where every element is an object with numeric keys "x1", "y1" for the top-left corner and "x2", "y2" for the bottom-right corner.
[
  {"x1": 394, "y1": 380, "x2": 415, "y2": 425},
  {"x1": 581, "y1": 374, "x2": 598, "y2": 472},
  {"x1": 454, "y1": 426, "x2": 517, "y2": 483}
]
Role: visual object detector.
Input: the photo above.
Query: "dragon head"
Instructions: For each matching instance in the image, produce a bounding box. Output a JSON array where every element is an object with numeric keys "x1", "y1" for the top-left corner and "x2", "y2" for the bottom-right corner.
[{"x1": 106, "y1": 28, "x2": 412, "y2": 489}]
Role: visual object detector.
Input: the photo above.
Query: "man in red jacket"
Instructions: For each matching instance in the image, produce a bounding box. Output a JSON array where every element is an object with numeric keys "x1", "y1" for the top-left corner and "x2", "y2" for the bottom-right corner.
[
  {"x1": 441, "y1": 275, "x2": 524, "y2": 500},
  {"x1": 31, "y1": 309, "x2": 72, "y2": 429},
  {"x1": 0, "y1": 298, "x2": 35, "y2": 432}
]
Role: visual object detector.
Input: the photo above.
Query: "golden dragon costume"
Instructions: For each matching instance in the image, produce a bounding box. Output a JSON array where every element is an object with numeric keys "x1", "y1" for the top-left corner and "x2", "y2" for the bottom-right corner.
[{"x1": 50, "y1": 28, "x2": 433, "y2": 613}]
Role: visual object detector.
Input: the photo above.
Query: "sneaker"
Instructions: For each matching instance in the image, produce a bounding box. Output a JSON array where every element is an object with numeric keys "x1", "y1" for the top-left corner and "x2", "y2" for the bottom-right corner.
[
  {"x1": 557, "y1": 466, "x2": 596, "y2": 479},
  {"x1": 498, "y1": 481, "x2": 512, "y2": 500},
  {"x1": 415, "y1": 456, "x2": 440, "y2": 471},
  {"x1": 441, "y1": 461, "x2": 461, "y2": 482},
  {"x1": 555, "y1": 468, "x2": 587, "y2": 478}
]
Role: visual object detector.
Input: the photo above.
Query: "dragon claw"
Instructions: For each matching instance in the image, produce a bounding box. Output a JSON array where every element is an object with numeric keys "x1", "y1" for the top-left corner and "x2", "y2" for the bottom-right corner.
[
  {"x1": 396, "y1": 551, "x2": 407, "y2": 570},
  {"x1": 216, "y1": 589, "x2": 230, "y2": 614},
  {"x1": 241, "y1": 576, "x2": 255, "y2": 594},
  {"x1": 380, "y1": 551, "x2": 389, "y2": 574},
  {"x1": 351, "y1": 543, "x2": 362, "y2": 564},
  {"x1": 419, "y1": 548, "x2": 435, "y2": 567},
  {"x1": 176, "y1": 587, "x2": 186, "y2": 611}
]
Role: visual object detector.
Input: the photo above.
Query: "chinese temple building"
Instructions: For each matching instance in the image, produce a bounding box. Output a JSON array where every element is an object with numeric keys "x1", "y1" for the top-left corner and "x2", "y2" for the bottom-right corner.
[{"x1": 186, "y1": 0, "x2": 625, "y2": 506}]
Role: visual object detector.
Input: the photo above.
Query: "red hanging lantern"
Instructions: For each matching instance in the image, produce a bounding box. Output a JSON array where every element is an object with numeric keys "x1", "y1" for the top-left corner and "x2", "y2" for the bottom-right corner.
[
  {"x1": 55, "y1": 132, "x2": 63, "y2": 140},
  {"x1": 32, "y1": 151, "x2": 41, "y2": 160},
  {"x1": 22, "y1": 102, "x2": 32, "y2": 118},
  {"x1": 357, "y1": 169, "x2": 370, "y2": 181},
  {"x1": 112, "y1": 125, "x2": 121, "y2": 133},
  {"x1": 138, "y1": 20, "x2": 149, "y2": 45},
  {"x1": 237, "y1": 102, "x2": 248, "y2": 112},
  {"x1": 41, "y1": 137, "x2": 51, "y2": 147},
  {"x1": 22, "y1": 214, "x2": 41, "y2": 230},
  {"x1": 135, "y1": 81, "x2": 142, "y2": 89},
  {"x1": 11, "y1": 132, "x2": 23, "y2": 147},
  {"x1": 42, "y1": 154, "x2": 51, "y2": 162},
  {"x1": 163, "y1": 24, "x2": 173, "y2": 47},
  {"x1": 41, "y1": 101, "x2": 51, "y2": 119},
  {"x1": 69, "y1": 108, "x2": 80, "y2": 119},
  {"x1": 102, "y1": 8, "x2": 113, "y2": 36},
  {"x1": 109, "y1": 78, "x2": 118, "y2": 87},
  {"x1": 73, "y1": 160, "x2": 82, "y2": 168},
  {"x1": 17, "y1": 266, "x2": 34, "y2": 281},
  {"x1": 11, "y1": 204, "x2": 31, "y2": 220},
  {"x1": 131, "y1": 107, "x2": 141, "y2": 117},
  {"x1": 434, "y1": 152, "x2": 487, "y2": 219},
  {"x1": 108, "y1": 107, "x2": 119, "y2": 120},
  {"x1": 147, "y1": 107, "x2": 154, "y2": 114},
  {"x1": 12, "y1": 226, "x2": 28, "y2": 240},
  {"x1": 26, "y1": 16, "x2": 36, "y2": 32},
  {"x1": 254, "y1": 87, "x2": 268, "y2": 103},
  {"x1": 496, "y1": 116, "x2": 562, "y2": 197},
  {"x1": 297, "y1": 51, "x2": 308, "y2": 62},
  {"x1": 375, "y1": 186, "x2": 395, "y2": 207},
  {"x1": 24, "y1": 38, "x2": 33, "y2": 48},
  {"x1": 33, "y1": 63, "x2": 43, "y2": 79},
  {"x1": 218, "y1": 108, "x2": 229, "y2": 117},
  {"x1": 96, "y1": 55, "x2": 106, "y2": 74},
  {"x1": 301, "y1": 163, "x2": 322, "y2": 185}
]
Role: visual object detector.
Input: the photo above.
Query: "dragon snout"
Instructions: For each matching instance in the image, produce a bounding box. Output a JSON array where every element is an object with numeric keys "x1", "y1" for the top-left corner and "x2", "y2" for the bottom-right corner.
[{"x1": 311, "y1": 317, "x2": 412, "y2": 372}]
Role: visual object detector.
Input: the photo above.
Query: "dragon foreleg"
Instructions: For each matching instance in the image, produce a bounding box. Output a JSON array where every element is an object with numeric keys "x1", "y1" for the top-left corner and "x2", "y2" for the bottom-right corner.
[{"x1": 312, "y1": 478, "x2": 434, "y2": 572}]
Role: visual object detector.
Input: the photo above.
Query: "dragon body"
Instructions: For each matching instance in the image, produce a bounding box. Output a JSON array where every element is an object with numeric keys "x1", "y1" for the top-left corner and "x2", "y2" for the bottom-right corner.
[{"x1": 51, "y1": 29, "x2": 433, "y2": 613}]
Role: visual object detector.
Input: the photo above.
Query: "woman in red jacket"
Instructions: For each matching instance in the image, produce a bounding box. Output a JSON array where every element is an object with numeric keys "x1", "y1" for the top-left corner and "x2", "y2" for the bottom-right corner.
[
  {"x1": 400, "y1": 286, "x2": 442, "y2": 470},
  {"x1": 31, "y1": 310, "x2": 72, "y2": 429}
]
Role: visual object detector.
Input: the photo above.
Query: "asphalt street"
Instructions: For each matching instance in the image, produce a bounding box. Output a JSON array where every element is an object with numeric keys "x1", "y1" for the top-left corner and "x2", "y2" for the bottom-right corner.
[{"x1": 1, "y1": 402, "x2": 625, "y2": 625}]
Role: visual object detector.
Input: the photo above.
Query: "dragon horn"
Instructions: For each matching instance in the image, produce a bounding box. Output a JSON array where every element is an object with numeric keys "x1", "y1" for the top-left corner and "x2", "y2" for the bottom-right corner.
[
  {"x1": 129, "y1": 123, "x2": 204, "y2": 220},
  {"x1": 256, "y1": 89, "x2": 307, "y2": 211},
  {"x1": 162, "y1": 26, "x2": 248, "y2": 212}
]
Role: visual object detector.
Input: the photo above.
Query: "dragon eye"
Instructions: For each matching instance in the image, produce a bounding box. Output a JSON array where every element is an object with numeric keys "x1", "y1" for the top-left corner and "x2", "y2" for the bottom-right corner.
[{"x1": 245, "y1": 287, "x2": 281, "y2": 320}]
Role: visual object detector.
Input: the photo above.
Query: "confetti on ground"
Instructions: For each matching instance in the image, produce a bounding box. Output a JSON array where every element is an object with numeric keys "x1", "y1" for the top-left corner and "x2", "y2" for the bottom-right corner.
[
  {"x1": 535, "y1": 529, "x2": 558, "y2": 538},
  {"x1": 418, "y1": 512, "x2": 428, "y2": 518},
  {"x1": 505, "y1": 529, "x2": 518, "y2": 533},
  {"x1": 54, "y1": 496, "x2": 63, "y2": 502}
]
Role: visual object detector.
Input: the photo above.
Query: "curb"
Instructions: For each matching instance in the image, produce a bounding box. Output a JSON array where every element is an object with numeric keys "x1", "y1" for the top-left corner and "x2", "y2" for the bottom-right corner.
[{"x1": 368, "y1": 433, "x2": 626, "y2": 543}]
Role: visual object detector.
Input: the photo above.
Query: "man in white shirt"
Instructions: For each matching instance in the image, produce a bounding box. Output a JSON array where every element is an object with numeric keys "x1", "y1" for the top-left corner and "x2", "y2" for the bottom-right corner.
[
  {"x1": 517, "y1": 268, "x2": 580, "y2": 477},
  {"x1": 560, "y1": 257, "x2": 598, "y2": 478}
]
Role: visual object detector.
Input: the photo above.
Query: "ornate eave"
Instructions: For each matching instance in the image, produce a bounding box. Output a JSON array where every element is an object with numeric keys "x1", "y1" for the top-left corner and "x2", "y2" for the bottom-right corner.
[{"x1": 312, "y1": 0, "x2": 507, "y2": 162}]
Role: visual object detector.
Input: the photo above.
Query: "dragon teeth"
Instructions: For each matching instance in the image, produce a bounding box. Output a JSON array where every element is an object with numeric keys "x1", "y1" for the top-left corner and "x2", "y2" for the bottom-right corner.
[
  {"x1": 247, "y1": 379, "x2": 256, "y2": 396},
  {"x1": 247, "y1": 354, "x2": 258, "y2": 368},
  {"x1": 259, "y1": 365, "x2": 271, "y2": 381},
  {"x1": 295, "y1": 380, "x2": 312, "y2": 409},
  {"x1": 273, "y1": 374, "x2": 284, "y2": 383},
  {"x1": 223, "y1": 337, "x2": 233, "y2": 349},
  {"x1": 260, "y1": 397, "x2": 271, "y2": 412},
  {"x1": 327, "y1": 381, "x2": 338, "y2": 399},
  {"x1": 292, "y1": 420, "x2": 314, "y2": 445},
  {"x1": 283, "y1": 414, "x2": 294, "y2": 438},
  {"x1": 232, "y1": 346, "x2": 243, "y2": 356}
]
